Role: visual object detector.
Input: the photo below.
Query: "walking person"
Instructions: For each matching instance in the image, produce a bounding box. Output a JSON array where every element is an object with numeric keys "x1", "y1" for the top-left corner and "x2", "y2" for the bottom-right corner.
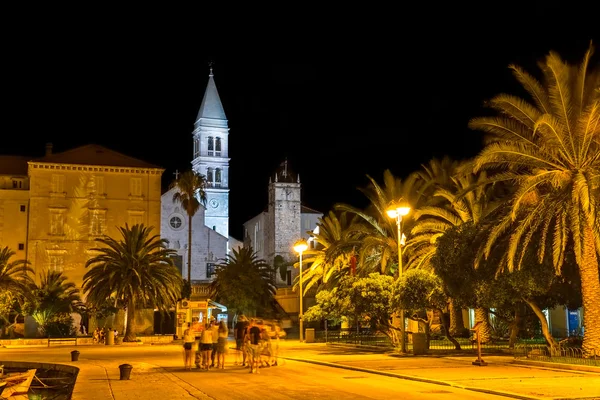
[
  {"x1": 234, "y1": 315, "x2": 249, "y2": 366},
  {"x1": 210, "y1": 319, "x2": 219, "y2": 368},
  {"x1": 182, "y1": 323, "x2": 195, "y2": 370},
  {"x1": 216, "y1": 320, "x2": 228, "y2": 369}
]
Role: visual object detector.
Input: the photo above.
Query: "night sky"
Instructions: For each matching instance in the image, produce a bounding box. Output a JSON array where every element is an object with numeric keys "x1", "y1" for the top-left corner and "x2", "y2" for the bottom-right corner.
[{"x1": 2, "y1": 4, "x2": 598, "y2": 239}]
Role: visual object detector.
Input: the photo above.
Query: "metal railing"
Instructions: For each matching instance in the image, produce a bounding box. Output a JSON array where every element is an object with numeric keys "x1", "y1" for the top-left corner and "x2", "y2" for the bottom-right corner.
[{"x1": 514, "y1": 343, "x2": 600, "y2": 366}]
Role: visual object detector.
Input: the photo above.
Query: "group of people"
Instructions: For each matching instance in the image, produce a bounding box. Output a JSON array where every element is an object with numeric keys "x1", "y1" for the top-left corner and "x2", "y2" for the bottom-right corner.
[
  {"x1": 234, "y1": 316, "x2": 280, "y2": 374},
  {"x1": 182, "y1": 319, "x2": 228, "y2": 370},
  {"x1": 92, "y1": 327, "x2": 118, "y2": 344},
  {"x1": 181, "y1": 316, "x2": 281, "y2": 373}
]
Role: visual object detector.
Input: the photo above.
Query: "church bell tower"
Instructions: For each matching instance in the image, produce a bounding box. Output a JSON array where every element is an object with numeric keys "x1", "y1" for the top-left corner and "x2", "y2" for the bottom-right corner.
[{"x1": 191, "y1": 66, "x2": 230, "y2": 239}]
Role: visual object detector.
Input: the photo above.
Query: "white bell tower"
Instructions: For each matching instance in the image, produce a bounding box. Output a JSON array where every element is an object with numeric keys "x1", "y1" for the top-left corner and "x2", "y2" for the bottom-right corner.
[{"x1": 191, "y1": 65, "x2": 230, "y2": 239}]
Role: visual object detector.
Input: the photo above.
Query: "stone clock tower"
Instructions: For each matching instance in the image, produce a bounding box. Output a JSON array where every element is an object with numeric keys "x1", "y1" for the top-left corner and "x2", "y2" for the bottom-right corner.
[
  {"x1": 265, "y1": 161, "x2": 302, "y2": 285},
  {"x1": 191, "y1": 67, "x2": 230, "y2": 239}
]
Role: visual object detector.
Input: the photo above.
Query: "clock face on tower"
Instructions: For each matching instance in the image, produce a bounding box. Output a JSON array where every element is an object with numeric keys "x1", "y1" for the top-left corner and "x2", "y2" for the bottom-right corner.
[{"x1": 209, "y1": 199, "x2": 219, "y2": 208}]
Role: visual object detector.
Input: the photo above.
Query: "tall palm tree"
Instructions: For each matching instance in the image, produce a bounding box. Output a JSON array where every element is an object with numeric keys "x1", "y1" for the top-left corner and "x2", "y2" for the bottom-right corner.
[
  {"x1": 335, "y1": 169, "x2": 425, "y2": 276},
  {"x1": 469, "y1": 44, "x2": 600, "y2": 356},
  {"x1": 0, "y1": 246, "x2": 33, "y2": 295},
  {"x1": 410, "y1": 170, "x2": 503, "y2": 341},
  {"x1": 83, "y1": 224, "x2": 183, "y2": 342},
  {"x1": 170, "y1": 170, "x2": 208, "y2": 286},
  {"x1": 297, "y1": 211, "x2": 358, "y2": 293}
]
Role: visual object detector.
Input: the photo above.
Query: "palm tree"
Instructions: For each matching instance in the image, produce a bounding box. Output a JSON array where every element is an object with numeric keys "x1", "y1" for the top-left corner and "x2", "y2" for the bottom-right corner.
[
  {"x1": 469, "y1": 44, "x2": 600, "y2": 356},
  {"x1": 0, "y1": 247, "x2": 34, "y2": 336},
  {"x1": 410, "y1": 170, "x2": 503, "y2": 341},
  {"x1": 169, "y1": 170, "x2": 208, "y2": 286},
  {"x1": 83, "y1": 224, "x2": 183, "y2": 342},
  {"x1": 29, "y1": 270, "x2": 82, "y2": 336},
  {"x1": 298, "y1": 211, "x2": 358, "y2": 293},
  {"x1": 209, "y1": 246, "x2": 276, "y2": 317},
  {"x1": 0, "y1": 246, "x2": 33, "y2": 295},
  {"x1": 335, "y1": 169, "x2": 425, "y2": 276}
]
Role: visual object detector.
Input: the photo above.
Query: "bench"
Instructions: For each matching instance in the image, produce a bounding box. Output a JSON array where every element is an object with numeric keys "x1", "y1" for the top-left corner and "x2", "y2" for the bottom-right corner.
[{"x1": 47, "y1": 337, "x2": 78, "y2": 347}]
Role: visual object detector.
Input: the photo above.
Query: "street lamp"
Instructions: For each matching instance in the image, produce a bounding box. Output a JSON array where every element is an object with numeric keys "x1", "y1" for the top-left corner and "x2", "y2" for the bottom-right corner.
[
  {"x1": 294, "y1": 238, "x2": 308, "y2": 343},
  {"x1": 386, "y1": 203, "x2": 410, "y2": 353}
]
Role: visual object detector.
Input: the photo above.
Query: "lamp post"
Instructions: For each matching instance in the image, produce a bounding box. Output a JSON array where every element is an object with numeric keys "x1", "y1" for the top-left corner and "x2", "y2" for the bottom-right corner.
[
  {"x1": 386, "y1": 204, "x2": 410, "y2": 353},
  {"x1": 294, "y1": 239, "x2": 308, "y2": 343}
]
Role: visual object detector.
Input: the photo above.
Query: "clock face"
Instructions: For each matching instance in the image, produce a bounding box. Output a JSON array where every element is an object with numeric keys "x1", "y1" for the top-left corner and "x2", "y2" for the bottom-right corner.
[{"x1": 209, "y1": 199, "x2": 219, "y2": 208}]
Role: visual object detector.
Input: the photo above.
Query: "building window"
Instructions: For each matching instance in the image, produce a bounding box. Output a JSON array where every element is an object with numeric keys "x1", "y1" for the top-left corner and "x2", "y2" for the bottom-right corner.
[
  {"x1": 215, "y1": 137, "x2": 221, "y2": 157},
  {"x1": 215, "y1": 169, "x2": 221, "y2": 187},
  {"x1": 18, "y1": 243, "x2": 25, "y2": 250},
  {"x1": 90, "y1": 210, "x2": 106, "y2": 236},
  {"x1": 206, "y1": 263, "x2": 216, "y2": 279},
  {"x1": 207, "y1": 136, "x2": 214, "y2": 156},
  {"x1": 12, "y1": 180, "x2": 23, "y2": 189},
  {"x1": 170, "y1": 216, "x2": 182, "y2": 229},
  {"x1": 130, "y1": 178, "x2": 142, "y2": 196},
  {"x1": 286, "y1": 270, "x2": 292, "y2": 286},
  {"x1": 129, "y1": 211, "x2": 144, "y2": 227},
  {"x1": 94, "y1": 176, "x2": 105, "y2": 195},
  {"x1": 49, "y1": 210, "x2": 65, "y2": 236},
  {"x1": 51, "y1": 174, "x2": 65, "y2": 194},
  {"x1": 20, "y1": 205, "x2": 26, "y2": 212},
  {"x1": 48, "y1": 255, "x2": 64, "y2": 272},
  {"x1": 207, "y1": 168, "x2": 213, "y2": 186},
  {"x1": 194, "y1": 138, "x2": 200, "y2": 157}
]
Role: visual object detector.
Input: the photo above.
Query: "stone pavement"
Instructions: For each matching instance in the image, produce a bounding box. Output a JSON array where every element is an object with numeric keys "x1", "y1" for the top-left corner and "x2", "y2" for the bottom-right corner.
[{"x1": 2, "y1": 340, "x2": 599, "y2": 399}]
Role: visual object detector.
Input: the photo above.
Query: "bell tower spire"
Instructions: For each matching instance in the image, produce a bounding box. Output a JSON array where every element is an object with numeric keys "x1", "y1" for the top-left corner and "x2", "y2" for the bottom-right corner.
[{"x1": 191, "y1": 63, "x2": 230, "y2": 239}]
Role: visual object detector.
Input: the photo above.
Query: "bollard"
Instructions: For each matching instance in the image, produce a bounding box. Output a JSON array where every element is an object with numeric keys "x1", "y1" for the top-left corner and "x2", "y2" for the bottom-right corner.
[
  {"x1": 71, "y1": 350, "x2": 80, "y2": 362},
  {"x1": 119, "y1": 364, "x2": 133, "y2": 380}
]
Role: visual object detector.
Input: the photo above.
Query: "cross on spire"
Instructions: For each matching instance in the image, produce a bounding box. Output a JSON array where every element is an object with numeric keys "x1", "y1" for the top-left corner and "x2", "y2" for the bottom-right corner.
[
  {"x1": 208, "y1": 60, "x2": 214, "y2": 76},
  {"x1": 173, "y1": 169, "x2": 180, "y2": 180}
]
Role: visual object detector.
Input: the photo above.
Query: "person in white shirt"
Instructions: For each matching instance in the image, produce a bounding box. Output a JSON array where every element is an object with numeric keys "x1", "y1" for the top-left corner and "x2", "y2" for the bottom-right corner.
[{"x1": 199, "y1": 323, "x2": 213, "y2": 370}]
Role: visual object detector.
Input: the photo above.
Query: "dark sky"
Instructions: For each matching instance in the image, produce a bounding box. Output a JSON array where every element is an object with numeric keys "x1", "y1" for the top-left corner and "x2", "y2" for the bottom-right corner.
[{"x1": 2, "y1": 3, "x2": 598, "y2": 239}]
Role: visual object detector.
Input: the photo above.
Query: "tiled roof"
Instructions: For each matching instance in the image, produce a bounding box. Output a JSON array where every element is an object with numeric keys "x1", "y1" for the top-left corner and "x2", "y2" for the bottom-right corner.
[
  {"x1": 0, "y1": 155, "x2": 30, "y2": 175},
  {"x1": 32, "y1": 144, "x2": 162, "y2": 169}
]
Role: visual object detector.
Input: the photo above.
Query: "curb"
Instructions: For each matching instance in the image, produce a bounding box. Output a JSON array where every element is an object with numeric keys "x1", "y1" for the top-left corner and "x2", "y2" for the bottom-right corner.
[{"x1": 283, "y1": 356, "x2": 545, "y2": 400}]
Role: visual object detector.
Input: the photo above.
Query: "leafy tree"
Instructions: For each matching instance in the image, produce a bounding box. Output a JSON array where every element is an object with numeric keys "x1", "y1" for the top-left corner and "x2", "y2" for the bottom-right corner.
[
  {"x1": 209, "y1": 246, "x2": 276, "y2": 317},
  {"x1": 84, "y1": 224, "x2": 183, "y2": 342},
  {"x1": 392, "y1": 269, "x2": 460, "y2": 349},
  {"x1": 469, "y1": 44, "x2": 600, "y2": 356},
  {"x1": 304, "y1": 273, "x2": 400, "y2": 344},
  {"x1": 169, "y1": 170, "x2": 207, "y2": 285}
]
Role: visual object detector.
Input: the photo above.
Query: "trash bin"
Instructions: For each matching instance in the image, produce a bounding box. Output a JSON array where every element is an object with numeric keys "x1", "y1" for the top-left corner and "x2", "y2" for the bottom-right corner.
[
  {"x1": 70, "y1": 350, "x2": 80, "y2": 361},
  {"x1": 105, "y1": 328, "x2": 114, "y2": 345},
  {"x1": 305, "y1": 328, "x2": 315, "y2": 343},
  {"x1": 412, "y1": 333, "x2": 427, "y2": 355},
  {"x1": 119, "y1": 364, "x2": 133, "y2": 380}
]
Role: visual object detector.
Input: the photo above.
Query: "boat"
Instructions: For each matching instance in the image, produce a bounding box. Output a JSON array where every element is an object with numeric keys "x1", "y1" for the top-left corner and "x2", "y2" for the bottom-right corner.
[{"x1": 0, "y1": 369, "x2": 36, "y2": 400}]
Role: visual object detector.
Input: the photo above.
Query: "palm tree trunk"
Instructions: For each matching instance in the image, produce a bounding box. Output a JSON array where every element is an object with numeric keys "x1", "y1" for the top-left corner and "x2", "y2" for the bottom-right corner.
[
  {"x1": 474, "y1": 308, "x2": 492, "y2": 343},
  {"x1": 523, "y1": 298, "x2": 558, "y2": 351},
  {"x1": 124, "y1": 299, "x2": 136, "y2": 342},
  {"x1": 580, "y1": 224, "x2": 600, "y2": 358},
  {"x1": 449, "y1": 298, "x2": 465, "y2": 337},
  {"x1": 187, "y1": 215, "x2": 193, "y2": 285}
]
